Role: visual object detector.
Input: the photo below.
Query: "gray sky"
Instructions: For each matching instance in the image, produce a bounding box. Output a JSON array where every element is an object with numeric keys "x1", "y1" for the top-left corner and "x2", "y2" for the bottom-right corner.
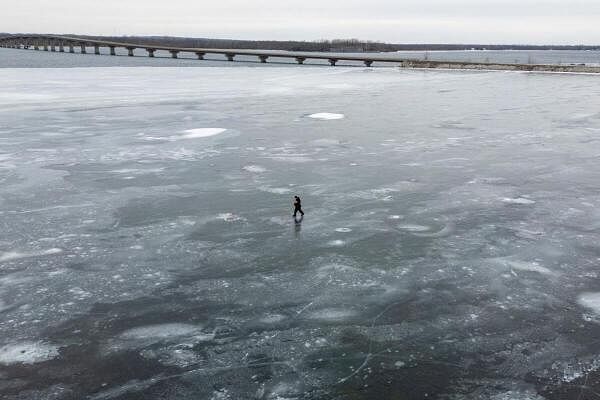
[{"x1": 4, "y1": 0, "x2": 600, "y2": 44}]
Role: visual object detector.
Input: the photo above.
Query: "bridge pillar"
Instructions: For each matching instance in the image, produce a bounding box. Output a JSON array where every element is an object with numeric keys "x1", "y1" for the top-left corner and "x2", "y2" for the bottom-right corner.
[
  {"x1": 80, "y1": 44, "x2": 86, "y2": 53},
  {"x1": 69, "y1": 44, "x2": 74, "y2": 53},
  {"x1": 170, "y1": 50, "x2": 178, "y2": 59},
  {"x1": 34, "y1": 43, "x2": 39, "y2": 50},
  {"x1": 226, "y1": 53, "x2": 235, "y2": 61},
  {"x1": 296, "y1": 57, "x2": 306, "y2": 64},
  {"x1": 51, "y1": 43, "x2": 56, "y2": 52},
  {"x1": 127, "y1": 47, "x2": 135, "y2": 56},
  {"x1": 258, "y1": 55, "x2": 268, "y2": 63},
  {"x1": 43, "y1": 43, "x2": 48, "y2": 51},
  {"x1": 109, "y1": 46, "x2": 116, "y2": 55},
  {"x1": 329, "y1": 59, "x2": 338, "y2": 66},
  {"x1": 195, "y1": 52, "x2": 205, "y2": 60},
  {"x1": 94, "y1": 45, "x2": 100, "y2": 55},
  {"x1": 59, "y1": 43, "x2": 64, "y2": 52},
  {"x1": 364, "y1": 60, "x2": 373, "y2": 67}
]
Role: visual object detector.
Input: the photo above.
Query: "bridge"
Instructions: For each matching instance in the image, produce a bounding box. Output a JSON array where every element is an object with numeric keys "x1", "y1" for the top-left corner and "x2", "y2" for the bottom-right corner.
[{"x1": 1, "y1": 34, "x2": 599, "y2": 74}]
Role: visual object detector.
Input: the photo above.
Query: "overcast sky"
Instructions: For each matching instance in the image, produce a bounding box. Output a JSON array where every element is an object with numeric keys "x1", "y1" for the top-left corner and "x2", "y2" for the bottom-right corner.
[{"x1": 4, "y1": 0, "x2": 600, "y2": 44}]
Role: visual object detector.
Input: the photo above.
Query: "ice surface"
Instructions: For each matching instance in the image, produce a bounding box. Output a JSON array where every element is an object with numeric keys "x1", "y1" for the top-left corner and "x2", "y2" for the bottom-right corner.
[{"x1": 2, "y1": 52, "x2": 600, "y2": 399}]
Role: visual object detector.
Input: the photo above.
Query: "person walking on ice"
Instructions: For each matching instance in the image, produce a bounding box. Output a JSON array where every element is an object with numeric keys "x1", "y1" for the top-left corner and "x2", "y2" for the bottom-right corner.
[{"x1": 293, "y1": 196, "x2": 305, "y2": 218}]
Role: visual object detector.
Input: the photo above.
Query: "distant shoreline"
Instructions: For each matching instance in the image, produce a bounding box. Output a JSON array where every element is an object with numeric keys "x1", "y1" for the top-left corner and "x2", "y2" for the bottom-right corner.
[
  {"x1": 2, "y1": 34, "x2": 599, "y2": 74},
  {"x1": 3, "y1": 33, "x2": 599, "y2": 52}
]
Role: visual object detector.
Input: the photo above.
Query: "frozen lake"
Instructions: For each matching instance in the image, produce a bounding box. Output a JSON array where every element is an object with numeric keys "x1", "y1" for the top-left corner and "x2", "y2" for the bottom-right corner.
[{"x1": 2, "y1": 50, "x2": 600, "y2": 399}]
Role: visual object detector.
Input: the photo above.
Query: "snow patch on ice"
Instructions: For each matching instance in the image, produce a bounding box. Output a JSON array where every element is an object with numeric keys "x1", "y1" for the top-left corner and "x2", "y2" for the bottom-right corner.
[
  {"x1": 489, "y1": 390, "x2": 546, "y2": 400},
  {"x1": 181, "y1": 128, "x2": 226, "y2": 138},
  {"x1": 334, "y1": 228, "x2": 352, "y2": 233},
  {"x1": 216, "y1": 213, "x2": 246, "y2": 222},
  {"x1": 120, "y1": 323, "x2": 206, "y2": 340},
  {"x1": 259, "y1": 314, "x2": 287, "y2": 324},
  {"x1": 144, "y1": 128, "x2": 227, "y2": 142},
  {"x1": 411, "y1": 223, "x2": 454, "y2": 238},
  {"x1": 266, "y1": 155, "x2": 314, "y2": 163},
  {"x1": 308, "y1": 113, "x2": 345, "y2": 120},
  {"x1": 243, "y1": 165, "x2": 267, "y2": 173},
  {"x1": 0, "y1": 248, "x2": 62, "y2": 262},
  {"x1": 0, "y1": 341, "x2": 60, "y2": 365},
  {"x1": 397, "y1": 224, "x2": 430, "y2": 232},
  {"x1": 312, "y1": 138, "x2": 342, "y2": 146},
  {"x1": 327, "y1": 240, "x2": 346, "y2": 247},
  {"x1": 499, "y1": 259, "x2": 558, "y2": 276},
  {"x1": 502, "y1": 197, "x2": 536, "y2": 205},
  {"x1": 578, "y1": 292, "x2": 600, "y2": 315},
  {"x1": 316, "y1": 264, "x2": 359, "y2": 278},
  {"x1": 307, "y1": 308, "x2": 356, "y2": 321},
  {"x1": 259, "y1": 186, "x2": 291, "y2": 194}
]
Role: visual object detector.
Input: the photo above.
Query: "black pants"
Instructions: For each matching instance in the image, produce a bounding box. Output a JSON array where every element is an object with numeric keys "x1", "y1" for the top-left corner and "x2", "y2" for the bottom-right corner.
[{"x1": 294, "y1": 206, "x2": 304, "y2": 217}]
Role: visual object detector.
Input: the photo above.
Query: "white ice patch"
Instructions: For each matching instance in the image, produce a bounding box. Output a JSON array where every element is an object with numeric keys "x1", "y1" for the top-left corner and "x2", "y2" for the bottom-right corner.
[
  {"x1": 181, "y1": 128, "x2": 226, "y2": 139},
  {"x1": 502, "y1": 197, "x2": 536, "y2": 205},
  {"x1": 499, "y1": 259, "x2": 557, "y2": 276},
  {"x1": 316, "y1": 264, "x2": 359, "y2": 278},
  {"x1": 308, "y1": 113, "x2": 345, "y2": 120},
  {"x1": 259, "y1": 186, "x2": 291, "y2": 194},
  {"x1": 259, "y1": 314, "x2": 287, "y2": 324},
  {"x1": 312, "y1": 138, "x2": 341, "y2": 146},
  {"x1": 578, "y1": 292, "x2": 600, "y2": 315},
  {"x1": 411, "y1": 223, "x2": 454, "y2": 238},
  {"x1": 145, "y1": 128, "x2": 226, "y2": 141},
  {"x1": 334, "y1": 228, "x2": 352, "y2": 233},
  {"x1": 307, "y1": 308, "x2": 356, "y2": 321},
  {"x1": 242, "y1": 165, "x2": 267, "y2": 173},
  {"x1": 110, "y1": 168, "x2": 165, "y2": 175},
  {"x1": 489, "y1": 390, "x2": 546, "y2": 400},
  {"x1": 327, "y1": 240, "x2": 346, "y2": 247},
  {"x1": 120, "y1": 323, "x2": 206, "y2": 340},
  {"x1": 0, "y1": 341, "x2": 59, "y2": 365},
  {"x1": 266, "y1": 155, "x2": 314, "y2": 163},
  {"x1": 216, "y1": 213, "x2": 245, "y2": 222},
  {"x1": 397, "y1": 224, "x2": 430, "y2": 232},
  {"x1": 0, "y1": 248, "x2": 62, "y2": 262}
]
